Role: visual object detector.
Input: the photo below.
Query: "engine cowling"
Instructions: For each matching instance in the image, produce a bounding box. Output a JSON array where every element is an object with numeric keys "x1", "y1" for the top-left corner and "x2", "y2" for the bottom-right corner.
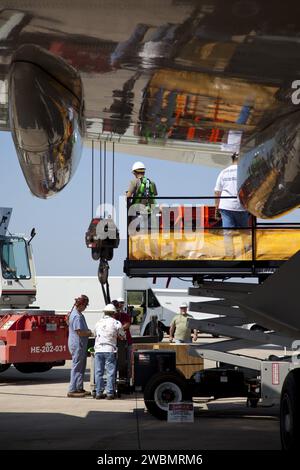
[{"x1": 8, "y1": 44, "x2": 85, "y2": 198}]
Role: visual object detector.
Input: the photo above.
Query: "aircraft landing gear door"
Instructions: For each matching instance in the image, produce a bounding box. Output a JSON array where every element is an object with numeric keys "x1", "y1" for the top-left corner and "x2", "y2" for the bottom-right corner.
[{"x1": 126, "y1": 289, "x2": 147, "y2": 335}]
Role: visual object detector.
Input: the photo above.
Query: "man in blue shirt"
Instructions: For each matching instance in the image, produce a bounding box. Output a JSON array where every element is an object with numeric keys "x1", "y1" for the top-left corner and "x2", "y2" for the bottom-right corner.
[{"x1": 67, "y1": 295, "x2": 92, "y2": 397}]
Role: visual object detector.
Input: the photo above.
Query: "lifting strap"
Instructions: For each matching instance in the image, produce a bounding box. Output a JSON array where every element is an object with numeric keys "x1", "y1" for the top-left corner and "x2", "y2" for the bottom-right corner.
[
  {"x1": 98, "y1": 258, "x2": 111, "y2": 305},
  {"x1": 101, "y1": 281, "x2": 111, "y2": 305},
  {"x1": 89, "y1": 140, "x2": 118, "y2": 307}
]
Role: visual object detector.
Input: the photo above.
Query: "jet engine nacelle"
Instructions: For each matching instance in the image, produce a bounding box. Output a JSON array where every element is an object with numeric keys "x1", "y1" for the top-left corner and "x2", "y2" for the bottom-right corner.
[{"x1": 8, "y1": 44, "x2": 85, "y2": 198}]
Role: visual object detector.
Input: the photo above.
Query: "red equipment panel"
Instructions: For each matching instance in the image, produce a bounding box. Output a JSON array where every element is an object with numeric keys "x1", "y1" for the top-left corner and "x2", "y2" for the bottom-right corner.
[
  {"x1": 0, "y1": 312, "x2": 71, "y2": 364},
  {"x1": 159, "y1": 205, "x2": 221, "y2": 231}
]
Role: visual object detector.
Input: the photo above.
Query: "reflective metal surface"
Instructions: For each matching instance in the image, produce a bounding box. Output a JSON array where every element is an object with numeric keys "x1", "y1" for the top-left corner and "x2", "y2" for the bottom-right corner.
[
  {"x1": 0, "y1": 0, "x2": 300, "y2": 209},
  {"x1": 238, "y1": 111, "x2": 300, "y2": 218},
  {"x1": 8, "y1": 44, "x2": 84, "y2": 198}
]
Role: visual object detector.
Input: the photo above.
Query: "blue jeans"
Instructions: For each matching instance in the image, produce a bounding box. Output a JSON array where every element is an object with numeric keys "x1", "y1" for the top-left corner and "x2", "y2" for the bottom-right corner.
[
  {"x1": 220, "y1": 210, "x2": 249, "y2": 228},
  {"x1": 220, "y1": 210, "x2": 250, "y2": 257},
  {"x1": 94, "y1": 352, "x2": 117, "y2": 396},
  {"x1": 68, "y1": 346, "x2": 87, "y2": 392}
]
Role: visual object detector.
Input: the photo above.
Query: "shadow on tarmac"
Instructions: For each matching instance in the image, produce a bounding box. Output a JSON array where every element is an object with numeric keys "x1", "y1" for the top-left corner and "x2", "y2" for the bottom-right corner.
[{"x1": 0, "y1": 364, "x2": 281, "y2": 450}]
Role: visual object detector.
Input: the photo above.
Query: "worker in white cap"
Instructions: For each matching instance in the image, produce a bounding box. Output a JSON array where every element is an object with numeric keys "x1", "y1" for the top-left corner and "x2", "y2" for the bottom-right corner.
[
  {"x1": 93, "y1": 303, "x2": 126, "y2": 399},
  {"x1": 169, "y1": 302, "x2": 198, "y2": 344},
  {"x1": 126, "y1": 161, "x2": 158, "y2": 211}
]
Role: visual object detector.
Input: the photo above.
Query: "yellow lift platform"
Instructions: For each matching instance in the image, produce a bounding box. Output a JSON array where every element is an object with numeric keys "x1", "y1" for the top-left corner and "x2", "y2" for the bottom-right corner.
[{"x1": 124, "y1": 198, "x2": 300, "y2": 279}]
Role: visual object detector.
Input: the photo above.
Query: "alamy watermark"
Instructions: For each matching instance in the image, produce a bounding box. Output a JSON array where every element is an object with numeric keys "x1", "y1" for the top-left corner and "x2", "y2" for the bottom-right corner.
[
  {"x1": 94, "y1": 196, "x2": 206, "y2": 244},
  {"x1": 291, "y1": 340, "x2": 300, "y2": 366},
  {"x1": 291, "y1": 80, "x2": 300, "y2": 105}
]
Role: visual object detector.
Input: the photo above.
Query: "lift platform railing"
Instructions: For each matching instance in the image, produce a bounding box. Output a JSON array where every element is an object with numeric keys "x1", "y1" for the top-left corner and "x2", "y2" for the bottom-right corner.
[{"x1": 125, "y1": 197, "x2": 300, "y2": 277}]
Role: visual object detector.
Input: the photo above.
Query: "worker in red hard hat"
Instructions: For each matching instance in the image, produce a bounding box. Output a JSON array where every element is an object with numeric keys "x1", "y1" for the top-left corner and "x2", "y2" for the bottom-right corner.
[{"x1": 67, "y1": 294, "x2": 92, "y2": 398}]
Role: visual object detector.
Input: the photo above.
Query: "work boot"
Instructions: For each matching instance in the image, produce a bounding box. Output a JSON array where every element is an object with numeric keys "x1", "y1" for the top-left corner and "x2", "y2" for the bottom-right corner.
[
  {"x1": 95, "y1": 393, "x2": 106, "y2": 399},
  {"x1": 77, "y1": 389, "x2": 91, "y2": 396},
  {"x1": 106, "y1": 395, "x2": 114, "y2": 400},
  {"x1": 67, "y1": 391, "x2": 86, "y2": 398}
]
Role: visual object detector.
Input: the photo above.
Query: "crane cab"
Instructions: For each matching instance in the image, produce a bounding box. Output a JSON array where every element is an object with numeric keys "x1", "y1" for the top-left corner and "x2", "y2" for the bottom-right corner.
[{"x1": 0, "y1": 208, "x2": 36, "y2": 309}]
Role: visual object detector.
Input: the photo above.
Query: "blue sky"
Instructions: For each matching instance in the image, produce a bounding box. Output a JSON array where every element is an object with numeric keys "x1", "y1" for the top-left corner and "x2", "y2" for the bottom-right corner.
[{"x1": 0, "y1": 131, "x2": 221, "y2": 279}]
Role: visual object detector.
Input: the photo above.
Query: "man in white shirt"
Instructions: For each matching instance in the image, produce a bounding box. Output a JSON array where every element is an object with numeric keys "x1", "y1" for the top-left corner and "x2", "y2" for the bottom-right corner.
[
  {"x1": 214, "y1": 153, "x2": 249, "y2": 257},
  {"x1": 94, "y1": 303, "x2": 126, "y2": 399}
]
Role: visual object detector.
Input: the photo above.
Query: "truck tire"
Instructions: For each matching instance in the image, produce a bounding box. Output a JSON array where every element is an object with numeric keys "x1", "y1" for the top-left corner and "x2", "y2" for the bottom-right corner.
[
  {"x1": 0, "y1": 363, "x2": 11, "y2": 373},
  {"x1": 144, "y1": 371, "x2": 189, "y2": 420},
  {"x1": 280, "y1": 370, "x2": 300, "y2": 450},
  {"x1": 14, "y1": 363, "x2": 53, "y2": 373}
]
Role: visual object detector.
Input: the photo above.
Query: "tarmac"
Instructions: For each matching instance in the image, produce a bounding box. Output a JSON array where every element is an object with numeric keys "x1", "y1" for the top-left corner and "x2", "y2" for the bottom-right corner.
[{"x1": 0, "y1": 337, "x2": 283, "y2": 451}]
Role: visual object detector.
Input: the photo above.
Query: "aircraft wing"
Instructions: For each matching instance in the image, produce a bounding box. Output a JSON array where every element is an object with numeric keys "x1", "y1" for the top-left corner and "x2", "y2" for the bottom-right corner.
[{"x1": 0, "y1": 0, "x2": 300, "y2": 214}]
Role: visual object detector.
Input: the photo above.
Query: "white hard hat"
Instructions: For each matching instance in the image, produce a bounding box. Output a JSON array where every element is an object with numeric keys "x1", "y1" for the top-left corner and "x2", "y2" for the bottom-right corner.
[
  {"x1": 180, "y1": 302, "x2": 188, "y2": 308},
  {"x1": 132, "y1": 161, "x2": 145, "y2": 172},
  {"x1": 117, "y1": 297, "x2": 125, "y2": 303},
  {"x1": 103, "y1": 303, "x2": 116, "y2": 313}
]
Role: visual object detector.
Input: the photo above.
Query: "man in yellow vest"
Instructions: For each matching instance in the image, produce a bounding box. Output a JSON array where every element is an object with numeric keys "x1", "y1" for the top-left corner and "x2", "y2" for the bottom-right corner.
[
  {"x1": 126, "y1": 161, "x2": 158, "y2": 233},
  {"x1": 126, "y1": 161, "x2": 157, "y2": 206}
]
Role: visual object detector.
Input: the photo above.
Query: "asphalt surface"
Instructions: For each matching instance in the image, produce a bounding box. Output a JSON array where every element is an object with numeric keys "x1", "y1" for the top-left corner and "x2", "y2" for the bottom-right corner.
[{"x1": 0, "y1": 338, "x2": 283, "y2": 450}]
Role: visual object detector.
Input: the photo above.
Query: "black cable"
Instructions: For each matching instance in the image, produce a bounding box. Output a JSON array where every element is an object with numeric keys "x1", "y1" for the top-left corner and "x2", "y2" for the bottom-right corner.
[
  {"x1": 134, "y1": 391, "x2": 142, "y2": 450},
  {"x1": 100, "y1": 140, "x2": 102, "y2": 216},
  {"x1": 104, "y1": 141, "x2": 107, "y2": 216},
  {"x1": 177, "y1": 277, "x2": 193, "y2": 283},
  {"x1": 112, "y1": 141, "x2": 115, "y2": 209},
  {"x1": 106, "y1": 279, "x2": 111, "y2": 304},
  {"x1": 101, "y1": 283, "x2": 108, "y2": 305},
  {"x1": 91, "y1": 140, "x2": 94, "y2": 218}
]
